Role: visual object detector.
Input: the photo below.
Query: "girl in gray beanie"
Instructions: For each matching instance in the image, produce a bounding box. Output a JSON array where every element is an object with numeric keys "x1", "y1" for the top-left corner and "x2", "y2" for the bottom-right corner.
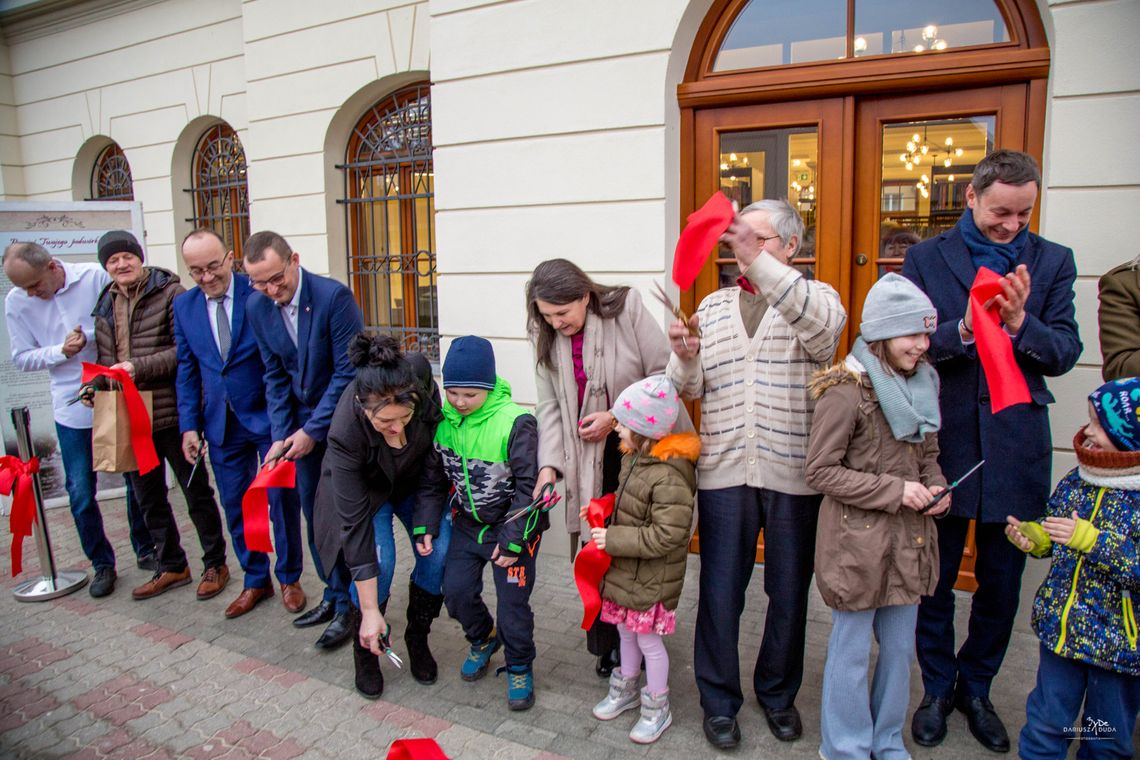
[{"x1": 803, "y1": 272, "x2": 950, "y2": 760}]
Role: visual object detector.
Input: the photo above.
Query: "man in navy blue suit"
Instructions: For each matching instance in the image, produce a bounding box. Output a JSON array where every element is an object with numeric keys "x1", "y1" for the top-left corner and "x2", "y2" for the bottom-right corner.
[
  {"x1": 902, "y1": 150, "x2": 1081, "y2": 753},
  {"x1": 244, "y1": 230, "x2": 364, "y2": 649},
  {"x1": 174, "y1": 229, "x2": 306, "y2": 619}
]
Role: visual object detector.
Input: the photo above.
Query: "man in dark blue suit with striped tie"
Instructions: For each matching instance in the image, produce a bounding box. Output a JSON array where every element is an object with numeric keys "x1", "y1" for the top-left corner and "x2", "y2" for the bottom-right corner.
[
  {"x1": 174, "y1": 229, "x2": 305, "y2": 619},
  {"x1": 244, "y1": 230, "x2": 364, "y2": 649}
]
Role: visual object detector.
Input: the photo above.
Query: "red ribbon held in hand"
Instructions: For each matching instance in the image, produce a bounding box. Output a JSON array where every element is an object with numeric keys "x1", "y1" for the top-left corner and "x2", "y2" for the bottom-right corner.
[
  {"x1": 573, "y1": 493, "x2": 615, "y2": 630},
  {"x1": 81, "y1": 362, "x2": 160, "y2": 475},
  {"x1": 0, "y1": 455, "x2": 40, "y2": 576},
  {"x1": 673, "y1": 191, "x2": 735, "y2": 291},
  {"x1": 969, "y1": 267, "x2": 1031, "y2": 413},
  {"x1": 241, "y1": 460, "x2": 296, "y2": 553}
]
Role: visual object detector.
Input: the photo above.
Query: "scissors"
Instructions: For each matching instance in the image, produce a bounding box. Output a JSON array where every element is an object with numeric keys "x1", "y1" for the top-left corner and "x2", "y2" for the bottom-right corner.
[
  {"x1": 186, "y1": 434, "x2": 206, "y2": 485},
  {"x1": 262, "y1": 441, "x2": 294, "y2": 468},
  {"x1": 651, "y1": 282, "x2": 699, "y2": 337},
  {"x1": 67, "y1": 382, "x2": 97, "y2": 406},
  {"x1": 378, "y1": 625, "x2": 403, "y2": 669},
  {"x1": 920, "y1": 459, "x2": 985, "y2": 514},
  {"x1": 502, "y1": 482, "x2": 561, "y2": 526}
]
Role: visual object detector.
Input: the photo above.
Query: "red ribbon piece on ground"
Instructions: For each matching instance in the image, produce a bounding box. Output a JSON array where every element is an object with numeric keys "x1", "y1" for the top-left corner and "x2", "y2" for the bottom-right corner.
[
  {"x1": 573, "y1": 493, "x2": 615, "y2": 630},
  {"x1": 0, "y1": 455, "x2": 40, "y2": 576},
  {"x1": 386, "y1": 738, "x2": 449, "y2": 760},
  {"x1": 673, "y1": 191, "x2": 735, "y2": 291},
  {"x1": 970, "y1": 267, "x2": 1031, "y2": 413},
  {"x1": 81, "y1": 362, "x2": 160, "y2": 475},
  {"x1": 241, "y1": 460, "x2": 296, "y2": 553}
]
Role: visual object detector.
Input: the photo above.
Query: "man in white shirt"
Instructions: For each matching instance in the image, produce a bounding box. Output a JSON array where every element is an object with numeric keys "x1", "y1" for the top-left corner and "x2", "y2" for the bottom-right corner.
[{"x1": 2, "y1": 241, "x2": 153, "y2": 597}]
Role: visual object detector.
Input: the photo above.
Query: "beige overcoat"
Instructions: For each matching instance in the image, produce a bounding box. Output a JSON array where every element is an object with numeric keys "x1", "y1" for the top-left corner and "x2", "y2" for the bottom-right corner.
[{"x1": 533, "y1": 289, "x2": 672, "y2": 536}]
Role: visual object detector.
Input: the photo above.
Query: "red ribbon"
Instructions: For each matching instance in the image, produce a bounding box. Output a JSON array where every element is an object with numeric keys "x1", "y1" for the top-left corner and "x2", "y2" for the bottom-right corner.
[
  {"x1": 386, "y1": 739, "x2": 449, "y2": 760},
  {"x1": 573, "y1": 493, "x2": 615, "y2": 630},
  {"x1": 80, "y1": 363, "x2": 160, "y2": 475},
  {"x1": 969, "y1": 268, "x2": 1031, "y2": 413},
  {"x1": 673, "y1": 191, "x2": 734, "y2": 291},
  {"x1": 0, "y1": 455, "x2": 40, "y2": 576},
  {"x1": 241, "y1": 460, "x2": 296, "y2": 553}
]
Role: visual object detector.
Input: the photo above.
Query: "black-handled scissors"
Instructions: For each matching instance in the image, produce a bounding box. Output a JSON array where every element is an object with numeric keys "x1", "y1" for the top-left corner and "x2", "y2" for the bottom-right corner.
[
  {"x1": 186, "y1": 434, "x2": 206, "y2": 486},
  {"x1": 920, "y1": 459, "x2": 985, "y2": 514},
  {"x1": 262, "y1": 441, "x2": 294, "y2": 468}
]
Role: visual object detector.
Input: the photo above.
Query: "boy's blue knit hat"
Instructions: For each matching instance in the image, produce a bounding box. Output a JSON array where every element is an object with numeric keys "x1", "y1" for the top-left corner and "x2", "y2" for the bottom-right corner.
[
  {"x1": 1089, "y1": 377, "x2": 1140, "y2": 452},
  {"x1": 442, "y1": 335, "x2": 496, "y2": 390}
]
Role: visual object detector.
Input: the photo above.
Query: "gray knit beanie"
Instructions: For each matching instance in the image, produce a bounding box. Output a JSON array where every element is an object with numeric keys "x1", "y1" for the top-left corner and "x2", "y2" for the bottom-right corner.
[
  {"x1": 860, "y1": 273, "x2": 937, "y2": 341},
  {"x1": 611, "y1": 375, "x2": 680, "y2": 440}
]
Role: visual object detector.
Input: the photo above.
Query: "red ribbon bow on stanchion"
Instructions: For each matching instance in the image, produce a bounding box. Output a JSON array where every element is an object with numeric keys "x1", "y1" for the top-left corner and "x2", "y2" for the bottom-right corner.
[
  {"x1": 241, "y1": 460, "x2": 296, "y2": 553},
  {"x1": 0, "y1": 454, "x2": 40, "y2": 576},
  {"x1": 80, "y1": 362, "x2": 160, "y2": 475},
  {"x1": 573, "y1": 493, "x2": 616, "y2": 630},
  {"x1": 969, "y1": 268, "x2": 1031, "y2": 413}
]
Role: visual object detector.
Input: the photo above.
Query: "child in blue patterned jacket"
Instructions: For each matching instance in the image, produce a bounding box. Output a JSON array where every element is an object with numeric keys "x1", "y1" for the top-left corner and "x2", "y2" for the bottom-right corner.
[{"x1": 1006, "y1": 377, "x2": 1140, "y2": 759}]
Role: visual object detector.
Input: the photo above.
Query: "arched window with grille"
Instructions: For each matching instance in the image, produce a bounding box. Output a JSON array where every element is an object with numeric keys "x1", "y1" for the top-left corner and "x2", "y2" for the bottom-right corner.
[
  {"x1": 186, "y1": 123, "x2": 250, "y2": 264},
  {"x1": 340, "y1": 83, "x2": 438, "y2": 361},
  {"x1": 90, "y1": 142, "x2": 134, "y2": 201}
]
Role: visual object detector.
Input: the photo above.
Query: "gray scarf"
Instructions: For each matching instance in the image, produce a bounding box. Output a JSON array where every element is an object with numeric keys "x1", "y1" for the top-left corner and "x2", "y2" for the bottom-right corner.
[{"x1": 849, "y1": 336, "x2": 941, "y2": 443}]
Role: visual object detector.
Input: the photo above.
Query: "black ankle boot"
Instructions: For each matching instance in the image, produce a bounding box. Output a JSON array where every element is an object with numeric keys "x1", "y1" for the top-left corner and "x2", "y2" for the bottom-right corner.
[
  {"x1": 350, "y1": 605, "x2": 383, "y2": 700},
  {"x1": 404, "y1": 582, "x2": 444, "y2": 685}
]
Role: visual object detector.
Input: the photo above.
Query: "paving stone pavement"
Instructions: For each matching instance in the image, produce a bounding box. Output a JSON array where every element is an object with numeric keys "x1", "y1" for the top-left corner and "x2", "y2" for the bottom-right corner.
[{"x1": 0, "y1": 492, "x2": 1135, "y2": 759}]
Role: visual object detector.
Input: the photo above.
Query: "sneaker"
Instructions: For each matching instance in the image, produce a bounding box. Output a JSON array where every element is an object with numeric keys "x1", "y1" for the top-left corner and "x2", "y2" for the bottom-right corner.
[
  {"x1": 592, "y1": 671, "x2": 641, "y2": 720},
  {"x1": 89, "y1": 567, "x2": 116, "y2": 598},
  {"x1": 498, "y1": 665, "x2": 535, "y2": 711},
  {"x1": 132, "y1": 568, "x2": 192, "y2": 600},
  {"x1": 196, "y1": 565, "x2": 230, "y2": 600},
  {"x1": 460, "y1": 630, "x2": 501, "y2": 682},
  {"x1": 629, "y1": 688, "x2": 672, "y2": 744}
]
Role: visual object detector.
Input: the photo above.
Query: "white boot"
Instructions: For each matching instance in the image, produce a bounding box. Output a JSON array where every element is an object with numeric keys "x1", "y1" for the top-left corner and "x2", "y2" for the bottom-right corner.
[
  {"x1": 592, "y1": 671, "x2": 640, "y2": 720},
  {"x1": 629, "y1": 687, "x2": 672, "y2": 744}
]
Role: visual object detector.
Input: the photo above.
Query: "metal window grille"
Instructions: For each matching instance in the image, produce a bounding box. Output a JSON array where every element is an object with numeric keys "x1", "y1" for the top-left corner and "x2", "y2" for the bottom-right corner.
[
  {"x1": 186, "y1": 123, "x2": 250, "y2": 266},
  {"x1": 338, "y1": 83, "x2": 438, "y2": 361},
  {"x1": 89, "y1": 143, "x2": 134, "y2": 201}
]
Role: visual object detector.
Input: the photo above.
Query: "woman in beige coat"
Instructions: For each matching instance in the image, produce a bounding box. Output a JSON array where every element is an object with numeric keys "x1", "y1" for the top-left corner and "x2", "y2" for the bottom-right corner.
[{"x1": 526, "y1": 258, "x2": 672, "y2": 677}]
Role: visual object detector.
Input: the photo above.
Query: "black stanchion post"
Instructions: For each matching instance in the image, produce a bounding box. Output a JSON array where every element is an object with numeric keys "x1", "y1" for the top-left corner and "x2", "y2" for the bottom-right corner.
[{"x1": 10, "y1": 406, "x2": 88, "y2": 601}]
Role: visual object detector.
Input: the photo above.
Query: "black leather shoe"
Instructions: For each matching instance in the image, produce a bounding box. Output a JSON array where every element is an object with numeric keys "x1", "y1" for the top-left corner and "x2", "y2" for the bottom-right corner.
[
  {"x1": 956, "y1": 694, "x2": 1010, "y2": 753},
  {"x1": 292, "y1": 599, "x2": 334, "y2": 628},
  {"x1": 702, "y1": 715, "x2": 741, "y2": 749},
  {"x1": 911, "y1": 694, "x2": 952, "y2": 747},
  {"x1": 595, "y1": 648, "x2": 619, "y2": 678},
  {"x1": 89, "y1": 567, "x2": 116, "y2": 598},
  {"x1": 315, "y1": 612, "x2": 352, "y2": 650},
  {"x1": 762, "y1": 705, "x2": 802, "y2": 742}
]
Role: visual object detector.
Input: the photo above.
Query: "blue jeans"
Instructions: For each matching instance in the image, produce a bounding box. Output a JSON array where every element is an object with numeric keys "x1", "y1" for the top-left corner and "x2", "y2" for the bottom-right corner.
[
  {"x1": 55, "y1": 423, "x2": 115, "y2": 571},
  {"x1": 1019, "y1": 643, "x2": 1140, "y2": 760},
  {"x1": 349, "y1": 494, "x2": 451, "y2": 607}
]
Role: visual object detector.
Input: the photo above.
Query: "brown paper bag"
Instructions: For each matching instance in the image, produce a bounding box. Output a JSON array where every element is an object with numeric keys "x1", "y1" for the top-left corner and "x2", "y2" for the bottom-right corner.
[{"x1": 91, "y1": 389, "x2": 154, "y2": 473}]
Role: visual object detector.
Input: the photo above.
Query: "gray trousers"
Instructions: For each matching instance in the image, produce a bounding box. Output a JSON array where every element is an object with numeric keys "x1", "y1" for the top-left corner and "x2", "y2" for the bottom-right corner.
[{"x1": 820, "y1": 604, "x2": 918, "y2": 760}]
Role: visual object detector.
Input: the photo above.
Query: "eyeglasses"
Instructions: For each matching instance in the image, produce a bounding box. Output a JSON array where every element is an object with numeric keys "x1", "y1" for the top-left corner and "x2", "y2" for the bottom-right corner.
[
  {"x1": 354, "y1": 397, "x2": 415, "y2": 427},
  {"x1": 754, "y1": 233, "x2": 782, "y2": 244},
  {"x1": 250, "y1": 260, "x2": 291, "y2": 291},
  {"x1": 188, "y1": 253, "x2": 232, "y2": 280}
]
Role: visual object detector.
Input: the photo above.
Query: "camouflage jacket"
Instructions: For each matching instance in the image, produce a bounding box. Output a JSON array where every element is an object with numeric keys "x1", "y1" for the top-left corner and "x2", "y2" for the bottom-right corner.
[{"x1": 417, "y1": 376, "x2": 543, "y2": 558}]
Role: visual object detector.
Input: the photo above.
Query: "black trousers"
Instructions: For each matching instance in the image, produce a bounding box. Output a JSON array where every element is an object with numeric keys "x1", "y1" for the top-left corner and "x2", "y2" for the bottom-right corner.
[
  {"x1": 128, "y1": 425, "x2": 225, "y2": 573},
  {"x1": 693, "y1": 486, "x2": 821, "y2": 718},
  {"x1": 916, "y1": 516, "x2": 1028, "y2": 699},
  {"x1": 443, "y1": 524, "x2": 541, "y2": 668}
]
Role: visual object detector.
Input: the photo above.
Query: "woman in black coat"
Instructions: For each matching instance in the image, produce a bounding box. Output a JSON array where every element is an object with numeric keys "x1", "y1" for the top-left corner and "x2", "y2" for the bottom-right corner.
[{"x1": 314, "y1": 334, "x2": 451, "y2": 699}]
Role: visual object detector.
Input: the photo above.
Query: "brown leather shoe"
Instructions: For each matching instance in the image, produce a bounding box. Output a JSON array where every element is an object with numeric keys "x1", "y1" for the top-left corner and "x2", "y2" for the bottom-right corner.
[
  {"x1": 281, "y1": 582, "x2": 306, "y2": 613},
  {"x1": 224, "y1": 586, "x2": 274, "y2": 619},
  {"x1": 132, "y1": 568, "x2": 192, "y2": 600},
  {"x1": 196, "y1": 565, "x2": 230, "y2": 600}
]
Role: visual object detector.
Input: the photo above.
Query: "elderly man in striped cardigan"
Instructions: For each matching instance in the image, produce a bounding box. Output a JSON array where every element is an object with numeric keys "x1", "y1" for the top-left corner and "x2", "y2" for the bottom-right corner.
[{"x1": 667, "y1": 199, "x2": 846, "y2": 750}]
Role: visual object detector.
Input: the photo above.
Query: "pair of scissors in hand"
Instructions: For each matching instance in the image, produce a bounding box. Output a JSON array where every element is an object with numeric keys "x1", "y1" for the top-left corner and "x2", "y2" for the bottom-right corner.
[
  {"x1": 378, "y1": 625, "x2": 403, "y2": 668},
  {"x1": 502, "y1": 482, "x2": 561, "y2": 526}
]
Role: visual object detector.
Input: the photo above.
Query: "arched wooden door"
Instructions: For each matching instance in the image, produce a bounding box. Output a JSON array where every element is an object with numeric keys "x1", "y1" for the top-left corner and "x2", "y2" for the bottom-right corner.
[{"x1": 681, "y1": 0, "x2": 1049, "y2": 591}]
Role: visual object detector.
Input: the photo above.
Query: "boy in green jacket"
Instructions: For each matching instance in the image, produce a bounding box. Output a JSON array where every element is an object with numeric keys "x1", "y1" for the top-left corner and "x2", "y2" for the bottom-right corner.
[{"x1": 414, "y1": 336, "x2": 544, "y2": 710}]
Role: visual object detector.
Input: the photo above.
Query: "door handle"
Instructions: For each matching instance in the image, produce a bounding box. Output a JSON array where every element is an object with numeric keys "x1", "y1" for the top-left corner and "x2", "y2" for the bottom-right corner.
[{"x1": 855, "y1": 254, "x2": 868, "y2": 266}]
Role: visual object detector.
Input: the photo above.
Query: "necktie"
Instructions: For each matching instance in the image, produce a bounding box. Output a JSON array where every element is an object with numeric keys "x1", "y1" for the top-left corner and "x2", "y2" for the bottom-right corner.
[
  {"x1": 211, "y1": 296, "x2": 231, "y2": 361},
  {"x1": 280, "y1": 303, "x2": 298, "y2": 346}
]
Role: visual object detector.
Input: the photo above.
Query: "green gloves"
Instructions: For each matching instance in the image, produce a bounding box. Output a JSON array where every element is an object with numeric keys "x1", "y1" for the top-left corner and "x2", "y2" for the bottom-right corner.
[
  {"x1": 1012, "y1": 521, "x2": 1052, "y2": 557},
  {"x1": 1067, "y1": 518, "x2": 1100, "y2": 554}
]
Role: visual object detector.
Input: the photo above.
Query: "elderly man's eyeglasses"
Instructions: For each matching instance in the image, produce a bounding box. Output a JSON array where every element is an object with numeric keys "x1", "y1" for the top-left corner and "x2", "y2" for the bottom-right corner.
[
  {"x1": 250, "y1": 261, "x2": 291, "y2": 291},
  {"x1": 188, "y1": 254, "x2": 232, "y2": 280},
  {"x1": 355, "y1": 397, "x2": 415, "y2": 427}
]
